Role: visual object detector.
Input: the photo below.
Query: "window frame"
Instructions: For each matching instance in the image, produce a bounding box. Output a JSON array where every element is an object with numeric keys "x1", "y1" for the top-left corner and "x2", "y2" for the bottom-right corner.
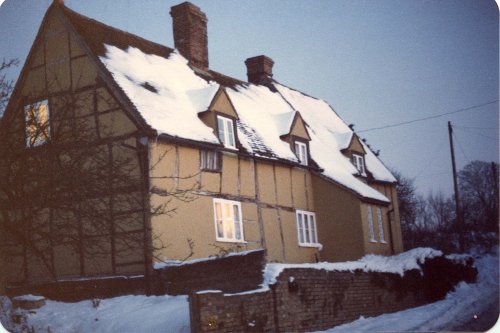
[
  {"x1": 213, "y1": 198, "x2": 244, "y2": 243},
  {"x1": 216, "y1": 115, "x2": 237, "y2": 149},
  {"x1": 296, "y1": 210, "x2": 319, "y2": 247},
  {"x1": 200, "y1": 149, "x2": 221, "y2": 172},
  {"x1": 294, "y1": 140, "x2": 308, "y2": 166},
  {"x1": 367, "y1": 205, "x2": 377, "y2": 243},
  {"x1": 24, "y1": 99, "x2": 51, "y2": 147},
  {"x1": 376, "y1": 207, "x2": 386, "y2": 243},
  {"x1": 352, "y1": 153, "x2": 366, "y2": 176}
]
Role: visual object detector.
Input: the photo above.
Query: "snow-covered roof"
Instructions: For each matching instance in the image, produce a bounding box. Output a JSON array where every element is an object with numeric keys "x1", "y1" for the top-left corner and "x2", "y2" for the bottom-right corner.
[
  {"x1": 273, "y1": 111, "x2": 297, "y2": 137},
  {"x1": 98, "y1": 44, "x2": 396, "y2": 202},
  {"x1": 51, "y1": 2, "x2": 398, "y2": 202},
  {"x1": 100, "y1": 46, "x2": 220, "y2": 144}
]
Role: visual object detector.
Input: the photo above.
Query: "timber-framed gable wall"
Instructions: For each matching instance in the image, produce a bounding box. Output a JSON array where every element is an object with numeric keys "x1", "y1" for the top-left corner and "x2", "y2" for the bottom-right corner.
[{"x1": 0, "y1": 5, "x2": 152, "y2": 285}]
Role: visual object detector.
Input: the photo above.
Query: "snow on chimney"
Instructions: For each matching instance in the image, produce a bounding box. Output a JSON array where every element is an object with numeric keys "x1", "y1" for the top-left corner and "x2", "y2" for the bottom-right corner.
[
  {"x1": 245, "y1": 55, "x2": 274, "y2": 85},
  {"x1": 170, "y1": 2, "x2": 209, "y2": 70}
]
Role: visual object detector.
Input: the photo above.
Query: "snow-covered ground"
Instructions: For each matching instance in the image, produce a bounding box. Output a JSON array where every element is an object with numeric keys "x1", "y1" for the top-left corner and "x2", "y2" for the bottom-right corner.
[
  {"x1": 0, "y1": 295, "x2": 190, "y2": 333},
  {"x1": 0, "y1": 250, "x2": 497, "y2": 333}
]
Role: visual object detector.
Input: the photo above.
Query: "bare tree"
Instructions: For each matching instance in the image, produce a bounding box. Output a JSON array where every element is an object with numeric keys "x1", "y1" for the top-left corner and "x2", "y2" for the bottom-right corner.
[
  {"x1": 459, "y1": 160, "x2": 499, "y2": 250},
  {"x1": 393, "y1": 170, "x2": 432, "y2": 250},
  {"x1": 0, "y1": 82, "x2": 198, "y2": 288},
  {"x1": 392, "y1": 170, "x2": 417, "y2": 225},
  {"x1": 0, "y1": 58, "x2": 18, "y2": 115},
  {"x1": 393, "y1": 168, "x2": 459, "y2": 252}
]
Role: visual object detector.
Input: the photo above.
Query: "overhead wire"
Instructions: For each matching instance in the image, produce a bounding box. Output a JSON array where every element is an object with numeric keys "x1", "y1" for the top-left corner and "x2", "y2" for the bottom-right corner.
[{"x1": 357, "y1": 99, "x2": 499, "y2": 133}]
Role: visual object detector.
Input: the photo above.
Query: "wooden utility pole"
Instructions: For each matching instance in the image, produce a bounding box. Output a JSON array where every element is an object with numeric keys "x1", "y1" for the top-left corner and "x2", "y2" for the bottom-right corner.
[{"x1": 448, "y1": 121, "x2": 464, "y2": 252}]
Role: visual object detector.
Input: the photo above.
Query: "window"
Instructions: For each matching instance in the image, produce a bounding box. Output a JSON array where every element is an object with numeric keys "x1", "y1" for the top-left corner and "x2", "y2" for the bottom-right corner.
[
  {"x1": 377, "y1": 207, "x2": 386, "y2": 243},
  {"x1": 217, "y1": 115, "x2": 236, "y2": 149},
  {"x1": 200, "y1": 150, "x2": 220, "y2": 172},
  {"x1": 294, "y1": 141, "x2": 308, "y2": 166},
  {"x1": 213, "y1": 199, "x2": 244, "y2": 242},
  {"x1": 367, "y1": 205, "x2": 376, "y2": 242},
  {"x1": 25, "y1": 100, "x2": 50, "y2": 147},
  {"x1": 352, "y1": 153, "x2": 366, "y2": 175},
  {"x1": 296, "y1": 210, "x2": 319, "y2": 246}
]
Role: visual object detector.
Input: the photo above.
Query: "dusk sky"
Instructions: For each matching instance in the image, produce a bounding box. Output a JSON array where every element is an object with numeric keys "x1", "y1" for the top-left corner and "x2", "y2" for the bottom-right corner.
[{"x1": 0, "y1": 0, "x2": 498, "y2": 197}]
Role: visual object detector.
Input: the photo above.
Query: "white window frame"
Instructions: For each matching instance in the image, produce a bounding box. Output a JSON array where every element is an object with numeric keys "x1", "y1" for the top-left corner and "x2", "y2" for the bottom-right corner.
[
  {"x1": 352, "y1": 153, "x2": 366, "y2": 176},
  {"x1": 294, "y1": 141, "x2": 308, "y2": 166},
  {"x1": 367, "y1": 205, "x2": 377, "y2": 243},
  {"x1": 200, "y1": 149, "x2": 220, "y2": 172},
  {"x1": 25, "y1": 99, "x2": 50, "y2": 147},
  {"x1": 377, "y1": 207, "x2": 386, "y2": 243},
  {"x1": 213, "y1": 198, "x2": 244, "y2": 243},
  {"x1": 217, "y1": 115, "x2": 236, "y2": 149},
  {"x1": 296, "y1": 210, "x2": 319, "y2": 247}
]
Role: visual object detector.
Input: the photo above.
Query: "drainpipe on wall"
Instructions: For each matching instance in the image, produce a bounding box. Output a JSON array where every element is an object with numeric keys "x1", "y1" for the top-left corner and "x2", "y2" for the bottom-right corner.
[{"x1": 387, "y1": 209, "x2": 395, "y2": 254}]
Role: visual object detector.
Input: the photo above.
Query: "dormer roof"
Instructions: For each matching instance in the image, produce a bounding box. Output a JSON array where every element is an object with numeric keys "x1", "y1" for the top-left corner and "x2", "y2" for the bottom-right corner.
[{"x1": 342, "y1": 133, "x2": 367, "y2": 155}]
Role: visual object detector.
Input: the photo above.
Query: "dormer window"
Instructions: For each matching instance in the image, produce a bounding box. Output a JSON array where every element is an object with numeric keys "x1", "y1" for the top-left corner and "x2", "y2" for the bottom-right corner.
[
  {"x1": 352, "y1": 153, "x2": 366, "y2": 175},
  {"x1": 294, "y1": 140, "x2": 308, "y2": 166},
  {"x1": 25, "y1": 99, "x2": 50, "y2": 147},
  {"x1": 217, "y1": 115, "x2": 236, "y2": 149}
]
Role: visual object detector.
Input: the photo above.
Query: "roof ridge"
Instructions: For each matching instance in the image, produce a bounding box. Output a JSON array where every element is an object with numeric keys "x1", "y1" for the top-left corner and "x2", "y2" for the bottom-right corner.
[
  {"x1": 60, "y1": 4, "x2": 174, "y2": 58},
  {"x1": 62, "y1": 5, "x2": 173, "y2": 51},
  {"x1": 60, "y1": 5, "x2": 248, "y2": 88}
]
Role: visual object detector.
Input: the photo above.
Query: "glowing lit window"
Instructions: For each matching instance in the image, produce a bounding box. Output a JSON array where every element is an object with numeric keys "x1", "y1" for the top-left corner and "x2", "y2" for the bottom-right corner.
[
  {"x1": 213, "y1": 198, "x2": 244, "y2": 242},
  {"x1": 217, "y1": 115, "x2": 236, "y2": 149},
  {"x1": 296, "y1": 210, "x2": 319, "y2": 247},
  {"x1": 25, "y1": 100, "x2": 50, "y2": 147}
]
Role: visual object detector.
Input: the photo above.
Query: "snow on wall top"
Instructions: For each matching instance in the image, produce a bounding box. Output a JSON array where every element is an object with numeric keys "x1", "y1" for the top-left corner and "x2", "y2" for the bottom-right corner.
[
  {"x1": 261, "y1": 247, "x2": 443, "y2": 287},
  {"x1": 99, "y1": 45, "x2": 395, "y2": 201},
  {"x1": 222, "y1": 247, "x2": 443, "y2": 296},
  {"x1": 12, "y1": 294, "x2": 46, "y2": 302}
]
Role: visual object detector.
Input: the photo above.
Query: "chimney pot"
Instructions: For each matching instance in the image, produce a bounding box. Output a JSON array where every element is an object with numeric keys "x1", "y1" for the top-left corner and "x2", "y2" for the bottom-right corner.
[
  {"x1": 245, "y1": 55, "x2": 274, "y2": 84},
  {"x1": 170, "y1": 2, "x2": 209, "y2": 70}
]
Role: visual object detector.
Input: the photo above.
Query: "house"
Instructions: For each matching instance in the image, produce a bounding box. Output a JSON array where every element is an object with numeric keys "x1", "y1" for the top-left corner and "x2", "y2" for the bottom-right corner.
[{"x1": 0, "y1": 0, "x2": 403, "y2": 287}]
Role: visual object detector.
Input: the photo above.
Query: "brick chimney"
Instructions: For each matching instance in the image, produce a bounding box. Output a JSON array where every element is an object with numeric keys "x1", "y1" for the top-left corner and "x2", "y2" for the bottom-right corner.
[
  {"x1": 170, "y1": 2, "x2": 209, "y2": 70},
  {"x1": 245, "y1": 55, "x2": 274, "y2": 84}
]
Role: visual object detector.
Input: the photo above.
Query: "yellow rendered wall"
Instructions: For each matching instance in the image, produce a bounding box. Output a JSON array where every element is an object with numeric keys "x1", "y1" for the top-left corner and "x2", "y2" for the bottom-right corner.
[
  {"x1": 360, "y1": 203, "x2": 393, "y2": 256},
  {"x1": 289, "y1": 116, "x2": 310, "y2": 140},
  {"x1": 368, "y1": 182, "x2": 404, "y2": 253},
  {"x1": 311, "y1": 175, "x2": 366, "y2": 262},
  {"x1": 150, "y1": 142, "x2": 318, "y2": 264}
]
